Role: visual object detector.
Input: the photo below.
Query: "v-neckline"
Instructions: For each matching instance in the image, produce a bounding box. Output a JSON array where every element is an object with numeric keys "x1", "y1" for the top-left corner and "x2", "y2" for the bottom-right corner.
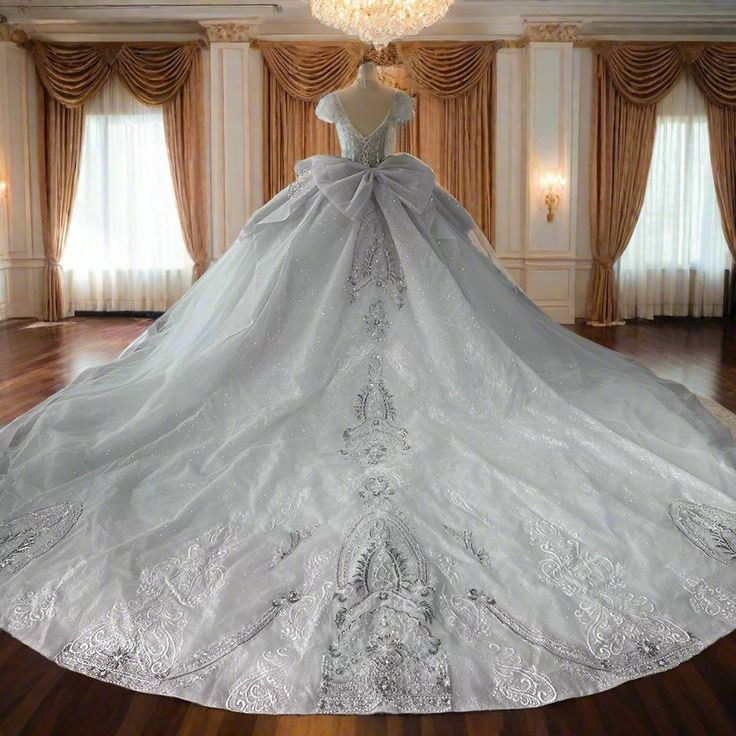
[{"x1": 334, "y1": 91, "x2": 398, "y2": 140}]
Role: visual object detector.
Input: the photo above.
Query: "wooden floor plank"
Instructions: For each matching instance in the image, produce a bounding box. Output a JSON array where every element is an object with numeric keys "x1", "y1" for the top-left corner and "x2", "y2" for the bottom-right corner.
[{"x1": 1, "y1": 315, "x2": 735, "y2": 735}]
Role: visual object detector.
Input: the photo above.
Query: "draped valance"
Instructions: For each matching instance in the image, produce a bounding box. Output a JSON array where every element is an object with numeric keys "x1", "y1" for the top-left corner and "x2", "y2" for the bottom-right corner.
[
  {"x1": 596, "y1": 42, "x2": 736, "y2": 108},
  {"x1": 25, "y1": 41, "x2": 201, "y2": 108},
  {"x1": 254, "y1": 39, "x2": 497, "y2": 243}
]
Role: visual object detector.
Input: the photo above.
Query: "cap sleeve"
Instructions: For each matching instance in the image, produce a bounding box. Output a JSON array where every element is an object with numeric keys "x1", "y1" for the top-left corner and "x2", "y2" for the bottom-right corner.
[
  {"x1": 315, "y1": 92, "x2": 337, "y2": 123},
  {"x1": 394, "y1": 92, "x2": 415, "y2": 124}
]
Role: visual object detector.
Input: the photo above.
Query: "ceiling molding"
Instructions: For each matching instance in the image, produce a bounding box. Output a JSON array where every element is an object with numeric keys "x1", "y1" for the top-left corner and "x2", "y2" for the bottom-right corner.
[{"x1": 4, "y1": 0, "x2": 736, "y2": 42}]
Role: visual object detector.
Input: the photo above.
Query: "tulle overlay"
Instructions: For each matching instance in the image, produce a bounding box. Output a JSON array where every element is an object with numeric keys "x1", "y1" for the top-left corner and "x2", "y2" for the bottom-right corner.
[{"x1": 2, "y1": 105, "x2": 736, "y2": 714}]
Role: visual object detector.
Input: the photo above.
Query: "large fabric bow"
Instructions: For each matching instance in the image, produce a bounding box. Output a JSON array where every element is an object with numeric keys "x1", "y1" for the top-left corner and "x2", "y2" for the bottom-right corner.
[{"x1": 297, "y1": 153, "x2": 436, "y2": 222}]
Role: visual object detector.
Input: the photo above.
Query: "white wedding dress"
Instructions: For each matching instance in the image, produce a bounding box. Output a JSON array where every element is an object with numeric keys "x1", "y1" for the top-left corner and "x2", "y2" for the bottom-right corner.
[{"x1": 1, "y1": 89, "x2": 736, "y2": 714}]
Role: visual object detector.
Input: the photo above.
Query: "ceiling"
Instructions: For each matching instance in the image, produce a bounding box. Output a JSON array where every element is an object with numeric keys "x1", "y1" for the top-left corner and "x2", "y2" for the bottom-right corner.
[{"x1": 2, "y1": 0, "x2": 736, "y2": 41}]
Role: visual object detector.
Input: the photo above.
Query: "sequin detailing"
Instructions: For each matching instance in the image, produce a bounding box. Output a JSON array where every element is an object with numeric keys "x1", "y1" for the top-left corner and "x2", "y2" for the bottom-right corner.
[
  {"x1": 57, "y1": 520, "x2": 239, "y2": 689},
  {"x1": 670, "y1": 500, "x2": 736, "y2": 566},
  {"x1": 341, "y1": 354, "x2": 410, "y2": 466},
  {"x1": 0, "y1": 502, "x2": 82, "y2": 574},
  {"x1": 319, "y1": 511, "x2": 451, "y2": 713}
]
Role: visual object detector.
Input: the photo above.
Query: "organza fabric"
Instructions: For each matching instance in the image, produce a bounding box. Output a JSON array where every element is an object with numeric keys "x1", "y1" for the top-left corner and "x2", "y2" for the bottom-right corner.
[{"x1": 1, "y1": 91, "x2": 735, "y2": 714}]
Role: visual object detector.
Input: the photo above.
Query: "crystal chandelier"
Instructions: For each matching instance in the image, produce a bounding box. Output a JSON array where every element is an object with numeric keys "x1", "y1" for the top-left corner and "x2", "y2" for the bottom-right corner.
[{"x1": 310, "y1": 0, "x2": 453, "y2": 48}]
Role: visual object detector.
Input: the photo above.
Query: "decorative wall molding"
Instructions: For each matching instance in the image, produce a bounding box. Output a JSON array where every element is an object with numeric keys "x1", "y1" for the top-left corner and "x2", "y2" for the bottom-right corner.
[
  {"x1": 523, "y1": 22, "x2": 580, "y2": 43},
  {"x1": 201, "y1": 21, "x2": 256, "y2": 44}
]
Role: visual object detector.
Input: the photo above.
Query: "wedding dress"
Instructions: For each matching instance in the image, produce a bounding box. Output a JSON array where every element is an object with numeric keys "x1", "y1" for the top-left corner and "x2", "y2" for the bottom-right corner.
[{"x1": 1, "y1": 88, "x2": 736, "y2": 715}]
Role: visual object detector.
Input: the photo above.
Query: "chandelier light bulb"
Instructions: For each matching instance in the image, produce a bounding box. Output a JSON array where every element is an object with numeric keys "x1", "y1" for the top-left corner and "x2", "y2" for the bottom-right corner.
[{"x1": 310, "y1": 0, "x2": 454, "y2": 48}]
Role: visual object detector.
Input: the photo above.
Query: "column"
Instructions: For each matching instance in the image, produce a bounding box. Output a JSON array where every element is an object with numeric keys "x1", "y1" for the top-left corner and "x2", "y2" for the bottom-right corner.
[{"x1": 202, "y1": 21, "x2": 263, "y2": 259}]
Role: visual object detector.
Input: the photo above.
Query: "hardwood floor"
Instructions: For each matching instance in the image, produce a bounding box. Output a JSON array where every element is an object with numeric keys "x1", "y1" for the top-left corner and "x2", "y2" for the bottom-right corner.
[{"x1": 1, "y1": 315, "x2": 735, "y2": 736}]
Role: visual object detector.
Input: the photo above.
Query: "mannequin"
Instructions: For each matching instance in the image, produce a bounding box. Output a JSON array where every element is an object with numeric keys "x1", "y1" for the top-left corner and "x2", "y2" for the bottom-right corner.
[{"x1": 336, "y1": 61, "x2": 397, "y2": 136}]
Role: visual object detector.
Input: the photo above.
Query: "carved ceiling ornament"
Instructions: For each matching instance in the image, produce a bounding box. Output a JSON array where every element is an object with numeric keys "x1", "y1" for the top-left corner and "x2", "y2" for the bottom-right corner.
[
  {"x1": 202, "y1": 22, "x2": 253, "y2": 44},
  {"x1": 523, "y1": 22, "x2": 580, "y2": 43},
  {"x1": 0, "y1": 24, "x2": 28, "y2": 45}
]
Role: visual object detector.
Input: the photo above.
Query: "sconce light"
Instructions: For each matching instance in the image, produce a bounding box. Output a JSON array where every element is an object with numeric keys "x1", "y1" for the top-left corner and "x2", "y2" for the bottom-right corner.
[
  {"x1": 540, "y1": 172, "x2": 565, "y2": 223},
  {"x1": 0, "y1": 180, "x2": 7, "y2": 199}
]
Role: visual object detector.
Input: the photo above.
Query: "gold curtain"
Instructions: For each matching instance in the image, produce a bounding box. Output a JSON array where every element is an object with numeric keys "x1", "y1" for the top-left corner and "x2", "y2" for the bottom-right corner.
[
  {"x1": 26, "y1": 41, "x2": 207, "y2": 319},
  {"x1": 588, "y1": 43, "x2": 736, "y2": 325},
  {"x1": 36, "y1": 93, "x2": 84, "y2": 322},
  {"x1": 162, "y1": 51, "x2": 209, "y2": 281},
  {"x1": 256, "y1": 40, "x2": 497, "y2": 242}
]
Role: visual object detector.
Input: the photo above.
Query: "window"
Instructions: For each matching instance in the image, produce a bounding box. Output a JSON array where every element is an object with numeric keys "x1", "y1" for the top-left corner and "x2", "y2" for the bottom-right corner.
[
  {"x1": 617, "y1": 73, "x2": 730, "y2": 319},
  {"x1": 63, "y1": 76, "x2": 192, "y2": 313}
]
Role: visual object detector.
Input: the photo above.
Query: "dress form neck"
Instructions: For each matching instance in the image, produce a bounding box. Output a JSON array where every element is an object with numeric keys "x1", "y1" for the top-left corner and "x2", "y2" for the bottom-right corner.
[{"x1": 336, "y1": 62, "x2": 396, "y2": 137}]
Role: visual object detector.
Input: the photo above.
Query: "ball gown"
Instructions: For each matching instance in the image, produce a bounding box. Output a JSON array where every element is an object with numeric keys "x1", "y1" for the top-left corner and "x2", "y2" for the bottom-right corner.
[{"x1": 1, "y1": 89, "x2": 735, "y2": 714}]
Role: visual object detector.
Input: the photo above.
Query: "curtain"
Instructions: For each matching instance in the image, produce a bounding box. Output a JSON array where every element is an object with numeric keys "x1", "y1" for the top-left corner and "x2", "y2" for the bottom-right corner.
[
  {"x1": 36, "y1": 90, "x2": 85, "y2": 321},
  {"x1": 618, "y1": 73, "x2": 730, "y2": 319},
  {"x1": 255, "y1": 40, "x2": 497, "y2": 243},
  {"x1": 63, "y1": 76, "x2": 191, "y2": 313},
  {"x1": 162, "y1": 51, "x2": 209, "y2": 281},
  {"x1": 26, "y1": 41, "x2": 206, "y2": 318},
  {"x1": 588, "y1": 43, "x2": 736, "y2": 325}
]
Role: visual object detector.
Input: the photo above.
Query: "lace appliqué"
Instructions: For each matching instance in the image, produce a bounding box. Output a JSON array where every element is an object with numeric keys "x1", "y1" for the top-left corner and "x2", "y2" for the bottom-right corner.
[
  {"x1": 6, "y1": 582, "x2": 57, "y2": 631},
  {"x1": 57, "y1": 519, "x2": 240, "y2": 689},
  {"x1": 518, "y1": 520, "x2": 700, "y2": 676},
  {"x1": 0, "y1": 502, "x2": 82, "y2": 574},
  {"x1": 319, "y1": 511, "x2": 451, "y2": 713},
  {"x1": 670, "y1": 500, "x2": 736, "y2": 566},
  {"x1": 676, "y1": 573, "x2": 736, "y2": 624},
  {"x1": 164, "y1": 591, "x2": 301, "y2": 688},
  {"x1": 443, "y1": 525, "x2": 491, "y2": 567},
  {"x1": 440, "y1": 592, "x2": 556, "y2": 707},
  {"x1": 271, "y1": 526, "x2": 318, "y2": 567},
  {"x1": 341, "y1": 354, "x2": 410, "y2": 466}
]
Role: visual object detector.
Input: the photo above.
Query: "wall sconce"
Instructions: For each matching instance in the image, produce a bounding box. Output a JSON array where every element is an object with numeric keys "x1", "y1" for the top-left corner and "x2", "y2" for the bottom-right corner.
[
  {"x1": 540, "y1": 172, "x2": 565, "y2": 223},
  {"x1": 0, "y1": 180, "x2": 7, "y2": 199}
]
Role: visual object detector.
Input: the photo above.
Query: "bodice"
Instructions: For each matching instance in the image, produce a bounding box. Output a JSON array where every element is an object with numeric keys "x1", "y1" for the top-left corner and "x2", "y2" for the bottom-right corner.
[{"x1": 316, "y1": 90, "x2": 414, "y2": 167}]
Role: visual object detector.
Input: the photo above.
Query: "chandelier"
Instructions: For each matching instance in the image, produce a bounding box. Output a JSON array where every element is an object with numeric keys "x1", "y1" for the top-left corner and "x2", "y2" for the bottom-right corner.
[{"x1": 310, "y1": 0, "x2": 453, "y2": 48}]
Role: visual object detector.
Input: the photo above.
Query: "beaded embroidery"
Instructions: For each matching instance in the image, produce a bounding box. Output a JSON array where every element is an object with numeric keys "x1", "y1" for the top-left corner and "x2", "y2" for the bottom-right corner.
[
  {"x1": 0, "y1": 502, "x2": 82, "y2": 574},
  {"x1": 319, "y1": 511, "x2": 451, "y2": 713},
  {"x1": 669, "y1": 500, "x2": 736, "y2": 566},
  {"x1": 341, "y1": 354, "x2": 410, "y2": 466}
]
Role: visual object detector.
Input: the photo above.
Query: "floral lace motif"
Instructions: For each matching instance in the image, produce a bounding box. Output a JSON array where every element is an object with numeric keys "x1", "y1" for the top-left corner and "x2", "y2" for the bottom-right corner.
[
  {"x1": 521, "y1": 519, "x2": 700, "y2": 675},
  {"x1": 7, "y1": 582, "x2": 57, "y2": 631},
  {"x1": 676, "y1": 572, "x2": 736, "y2": 624},
  {"x1": 57, "y1": 520, "x2": 240, "y2": 689},
  {"x1": 670, "y1": 500, "x2": 736, "y2": 566},
  {"x1": 0, "y1": 502, "x2": 82, "y2": 574}
]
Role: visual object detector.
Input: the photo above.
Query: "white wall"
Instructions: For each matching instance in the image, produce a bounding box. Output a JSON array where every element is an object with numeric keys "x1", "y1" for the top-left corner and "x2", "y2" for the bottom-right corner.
[
  {"x1": 0, "y1": 41, "x2": 44, "y2": 320},
  {"x1": 494, "y1": 44, "x2": 594, "y2": 323},
  {"x1": 0, "y1": 36, "x2": 595, "y2": 322}
]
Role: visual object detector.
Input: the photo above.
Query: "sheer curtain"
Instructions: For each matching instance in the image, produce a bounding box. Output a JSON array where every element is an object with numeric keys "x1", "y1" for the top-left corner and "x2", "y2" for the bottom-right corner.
[
  {"x1": 617, "y1": 72, "x2": 731, "y2": 319},
  {"x1": 63, "y1": 76, "x2": 192, "y2": 314}
]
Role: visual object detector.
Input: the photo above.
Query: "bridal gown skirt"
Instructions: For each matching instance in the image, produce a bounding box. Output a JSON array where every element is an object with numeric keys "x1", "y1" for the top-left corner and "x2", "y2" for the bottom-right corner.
[{"x1": 1, "y1": 154, "x2": 735, "y2": 714}]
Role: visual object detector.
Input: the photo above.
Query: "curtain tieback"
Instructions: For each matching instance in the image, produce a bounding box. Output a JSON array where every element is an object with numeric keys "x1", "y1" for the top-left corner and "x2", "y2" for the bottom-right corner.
[{"x1": 46, "y1": 259, "x2": 62, "y2": 269}]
